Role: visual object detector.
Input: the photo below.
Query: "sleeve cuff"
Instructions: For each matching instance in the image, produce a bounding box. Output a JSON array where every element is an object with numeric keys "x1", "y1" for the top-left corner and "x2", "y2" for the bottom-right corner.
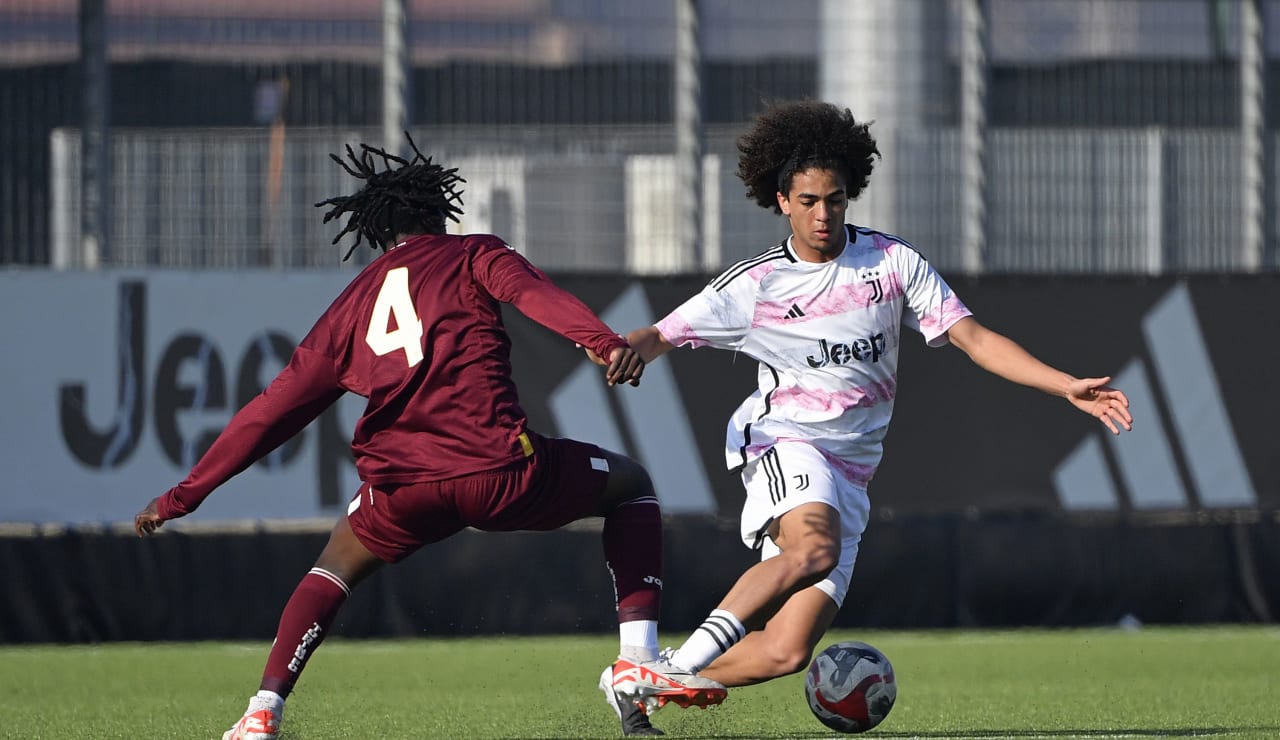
[{"x1": 154, "y1": 489, "x2": 191, "y2": 521}]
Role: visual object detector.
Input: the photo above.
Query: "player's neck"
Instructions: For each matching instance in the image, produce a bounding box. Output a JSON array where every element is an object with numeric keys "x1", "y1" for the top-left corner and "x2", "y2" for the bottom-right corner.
[{"x1": 789, "y1": 235, "x2": 846, "y2": 263}]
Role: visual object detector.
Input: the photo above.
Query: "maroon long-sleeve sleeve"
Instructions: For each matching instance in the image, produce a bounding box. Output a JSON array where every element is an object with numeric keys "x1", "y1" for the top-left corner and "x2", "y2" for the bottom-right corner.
[
  {"x1": 471, "y1": 239, "x2": 627, "y2": 361},
  {"x1": 156, "y1": 346, "x2": 344, "y2": 519}
]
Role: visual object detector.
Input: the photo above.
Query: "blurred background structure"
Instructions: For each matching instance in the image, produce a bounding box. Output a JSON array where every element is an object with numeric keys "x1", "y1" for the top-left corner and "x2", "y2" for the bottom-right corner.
[
  {"x1": 4, "y1": 1, "x2": 1280, "y2": 639},
  {"x1": 3, "y1": 0, "x2": 1279, "y2": 275}
]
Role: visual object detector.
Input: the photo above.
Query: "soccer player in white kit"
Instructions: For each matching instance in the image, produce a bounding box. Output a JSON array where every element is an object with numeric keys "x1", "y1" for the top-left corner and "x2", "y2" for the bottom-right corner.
[{"x1": 603, "y1": 101, "x2": 1134, "y2": 717}]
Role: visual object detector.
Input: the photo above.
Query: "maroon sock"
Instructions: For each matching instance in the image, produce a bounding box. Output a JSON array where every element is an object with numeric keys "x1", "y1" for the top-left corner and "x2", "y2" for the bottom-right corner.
[
  {"x1": 259, "y1": 568, "x2": 350, "y2": 698},
  {"x1": 603, "y1": 495, "x2": 663, "y2": 623}
]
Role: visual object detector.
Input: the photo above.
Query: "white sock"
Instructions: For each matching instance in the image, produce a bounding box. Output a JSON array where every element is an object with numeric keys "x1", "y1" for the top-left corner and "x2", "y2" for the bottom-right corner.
[
  {"x1": 670, "y1": 609, "x2": 746, "y2": 672},
  {"x1": 250, "y1": 690, "x2": 284, "y2": 715},
  {"x1": 618, "y1": 619, "x2": 659, "y2": 662}
]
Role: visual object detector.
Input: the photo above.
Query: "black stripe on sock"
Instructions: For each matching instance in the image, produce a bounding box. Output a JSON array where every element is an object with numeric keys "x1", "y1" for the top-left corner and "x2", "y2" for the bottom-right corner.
[
  {"x1": 703, "y1": 616, "x2": 744, "y2": 648},
  {"x1": 701, "y1": 619, "x2": 732, "y2": 647}
]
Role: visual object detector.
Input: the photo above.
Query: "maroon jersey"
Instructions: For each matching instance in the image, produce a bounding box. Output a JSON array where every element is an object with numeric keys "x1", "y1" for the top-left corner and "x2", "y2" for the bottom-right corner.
[{"x1": 157, "y1": 234, "x2": 627, "y2": 520}]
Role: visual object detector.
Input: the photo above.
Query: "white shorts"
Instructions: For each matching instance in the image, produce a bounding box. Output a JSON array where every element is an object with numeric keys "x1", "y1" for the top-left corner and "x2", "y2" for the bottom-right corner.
[{"x1": 739, "y1": 441, "x2": 870, "y2": 606}]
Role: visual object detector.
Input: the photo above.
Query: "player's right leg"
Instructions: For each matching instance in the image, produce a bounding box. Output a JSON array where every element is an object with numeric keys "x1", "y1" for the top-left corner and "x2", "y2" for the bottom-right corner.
[
  {"x1": 608, "y1": 652, "x2": 729, "y2": 713},
  {"x1": 577, "y1": 447, "x2": 728, "y2": 724},
  {"x1": 588, "y1": 449, "x2": 664, "y2": 628},
  {"x1": 599, "y1": 664, "x2": 665, "y2": 736}
]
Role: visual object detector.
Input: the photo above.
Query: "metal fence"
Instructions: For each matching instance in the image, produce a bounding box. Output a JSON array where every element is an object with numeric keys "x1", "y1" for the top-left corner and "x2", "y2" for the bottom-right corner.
[
  {"x1": 46, "y1": 124, "x2": 1261, "y2": 274},
  {"x1": 3, "y1": 0, "x2": 1279, "y2": 274}
]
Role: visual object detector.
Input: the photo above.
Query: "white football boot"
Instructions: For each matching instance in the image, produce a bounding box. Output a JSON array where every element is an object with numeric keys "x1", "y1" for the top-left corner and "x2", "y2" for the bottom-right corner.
[
  {"x1": 222, "y1": 693, "x2": 283, "y2": 740},
  {"x1": 608, "y1": 655, "x2": 727, "y2": 714},
  {"x1": 599, "y1": 664, "x2": 664, "y2": 736}
]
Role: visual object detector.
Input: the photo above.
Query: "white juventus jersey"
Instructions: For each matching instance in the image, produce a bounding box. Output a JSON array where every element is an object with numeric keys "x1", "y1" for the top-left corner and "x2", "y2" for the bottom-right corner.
[{"x1": 655, "y1": 224, "x2": 972, "y2": 487}]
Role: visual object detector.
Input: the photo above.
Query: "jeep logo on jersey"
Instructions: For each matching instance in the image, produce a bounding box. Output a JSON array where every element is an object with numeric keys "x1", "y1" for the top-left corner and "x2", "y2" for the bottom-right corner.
[{"x1": 805, "y1": 335, "x2": 887, "y2": 368}]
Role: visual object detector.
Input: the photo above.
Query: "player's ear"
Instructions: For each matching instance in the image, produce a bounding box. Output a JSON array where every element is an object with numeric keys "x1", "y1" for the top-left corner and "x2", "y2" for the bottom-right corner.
[{"x1": 776, "y1": 190, "x2": 791, "y2": 216}]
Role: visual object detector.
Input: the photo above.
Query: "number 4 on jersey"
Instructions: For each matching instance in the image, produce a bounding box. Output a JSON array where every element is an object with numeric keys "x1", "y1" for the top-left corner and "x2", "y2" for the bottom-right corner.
[{"x1": 366, "y1": 267, "x2": 424, "y2": 367}]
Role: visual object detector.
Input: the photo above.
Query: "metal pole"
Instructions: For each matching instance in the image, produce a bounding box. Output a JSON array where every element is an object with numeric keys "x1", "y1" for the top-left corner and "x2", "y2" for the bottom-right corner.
[
  {"x1": 382, "y1": 0, "x2": 409, "y2": 155},
  {"x1": 1240, "y1": 0, "x2": 1264, "y2": 271},
  {"x1": 821, "y1": 1, "x2": 947, "y2": 237},
  {"x1": 959, "y1": 0, "x2": 988, "y2": 275},
  {"x1": 80, "y1": 0, "x2": 110, "y2": 267},
  {"x1": 1145, "y1": 127, "x2": 1165, "y2": 274},
  {"x1": 674, "y1": 0, "x2": 703, "y2": 271}
]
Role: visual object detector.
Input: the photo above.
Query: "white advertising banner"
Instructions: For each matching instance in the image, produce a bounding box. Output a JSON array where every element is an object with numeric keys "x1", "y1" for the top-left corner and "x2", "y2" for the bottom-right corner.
[
  {"x1": 9, "y1": 271, "x2": 1267, "y2": 527},
  {"x1": 0, "y1": 271, "x2": 368, "y2": 525}
]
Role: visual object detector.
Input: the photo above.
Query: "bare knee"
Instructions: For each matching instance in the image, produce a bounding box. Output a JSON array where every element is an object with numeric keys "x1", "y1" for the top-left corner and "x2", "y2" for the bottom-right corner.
[
  {"x1": 758, "y1": 635, "x2": 819, "y2": 677},
  {"x1": 314, "y1": 516, "x2": 385, "y2": 587},
  {"x1": 783, "y1": 540, "x2": 839, "y2": 589},
  {"x1": 771, "y1": 502, "x2": 841, "y2": 590}
]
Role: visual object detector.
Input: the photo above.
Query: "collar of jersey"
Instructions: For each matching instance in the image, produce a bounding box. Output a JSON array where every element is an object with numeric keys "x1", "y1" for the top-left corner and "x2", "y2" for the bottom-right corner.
[{"x1": 783, "y1": 225, "x2": 852, "y2": 265}]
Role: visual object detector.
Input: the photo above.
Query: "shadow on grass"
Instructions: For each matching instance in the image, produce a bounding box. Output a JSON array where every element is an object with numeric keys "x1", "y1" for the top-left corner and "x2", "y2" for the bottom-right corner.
[
  {"x1": 491, "y1": 730, "x2": 1278, "y2": 740},
  {"x1": 715, "y1": 728, "x2": 1280, "y2": 739}
]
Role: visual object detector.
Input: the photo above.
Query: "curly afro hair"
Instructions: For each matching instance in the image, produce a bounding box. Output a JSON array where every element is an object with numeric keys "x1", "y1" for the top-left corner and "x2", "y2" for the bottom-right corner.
[{"x1": 736, "y1": 100, "x2": 880, "y2": 214}]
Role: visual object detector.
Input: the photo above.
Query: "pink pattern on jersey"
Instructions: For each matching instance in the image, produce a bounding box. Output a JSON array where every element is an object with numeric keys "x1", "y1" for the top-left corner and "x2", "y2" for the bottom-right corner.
[
  {"x1": 751, "y1": 278, "x2": 905, "y2": 327},
  {"x1": 885, "y1": 270, "x2": 905, "y2": 299},
  {"x1": 814, "y1": 446, "x2": 878, "y2": 488},
  {"x1": 770, "y1": 376, "x2": 898, "y2": 414},
  {"x1": 744, "y1": 440, "x2": 877, "y2": 488},
  {"x1": 917, "y1": 294, "x2": 972, "y2": 341},
  {"x1": 747, "y1": 261, "x2": 782, "y2": 281},
  {"x1": 869, "y1": 233, "x2": 897, "y2": 251},
  {"x1": 654, "y1": 312, "x2": 710, "y2": 348}
]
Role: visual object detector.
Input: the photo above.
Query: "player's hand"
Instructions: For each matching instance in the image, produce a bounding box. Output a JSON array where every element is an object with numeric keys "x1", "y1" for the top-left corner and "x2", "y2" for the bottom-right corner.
[
  {"x1": 1066, "y1": 376, "x2": 1132, "y2": 435},
  {"x1": 577, "y1": 343, "x2": 606, "y2": 366},
  {"x1": 606, "y1": 345, "x2": 645, "y2": 387},
  {"x1": 134, "y1": 497, "x2": 166, "y2": 537}
]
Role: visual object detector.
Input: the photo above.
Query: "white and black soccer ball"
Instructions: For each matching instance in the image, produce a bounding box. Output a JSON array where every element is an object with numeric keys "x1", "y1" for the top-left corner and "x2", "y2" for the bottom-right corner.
[{"x1": 804, "y1": 641, "x2": 897, "y2": 733}]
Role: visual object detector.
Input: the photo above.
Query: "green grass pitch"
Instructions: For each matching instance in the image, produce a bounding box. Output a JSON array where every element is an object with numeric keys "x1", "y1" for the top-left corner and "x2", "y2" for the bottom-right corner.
[{"x1": 1, "y1": 626, "x2": 1276, "y2": 738}]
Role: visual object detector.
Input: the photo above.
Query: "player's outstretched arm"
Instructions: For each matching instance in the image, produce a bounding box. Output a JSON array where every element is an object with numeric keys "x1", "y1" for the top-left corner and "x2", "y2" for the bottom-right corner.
[
  {"x1": 136, "y1": 346, "x2": 346, "y2": 533},
  {"x1": 945, "y1": 316, "x2": 1132, "y2": 435},
  {"x1": 625, "y1": 326, "x2": 676, "y2": 364}
]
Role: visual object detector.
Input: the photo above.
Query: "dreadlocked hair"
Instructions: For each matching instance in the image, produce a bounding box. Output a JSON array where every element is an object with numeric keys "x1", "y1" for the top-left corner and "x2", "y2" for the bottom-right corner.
[
  {"x1": 736, "y1": 100, "x2": 879, "y2": 214},
  {"x1": 315, "y1": 133, "x2": 466, "y2": 261}
]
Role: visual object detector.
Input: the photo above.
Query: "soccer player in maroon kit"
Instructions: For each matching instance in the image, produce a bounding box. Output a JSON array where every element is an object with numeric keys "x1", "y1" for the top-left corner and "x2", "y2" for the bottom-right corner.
[{"x1": 134, "y1": 138, "x2": 724, "y2": 739}]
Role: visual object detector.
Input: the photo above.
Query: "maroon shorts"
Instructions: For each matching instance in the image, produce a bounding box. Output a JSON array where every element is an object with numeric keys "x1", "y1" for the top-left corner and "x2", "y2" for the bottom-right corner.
[{"x1": 346, "y1": 431, "x2": 609, "y2": 563}]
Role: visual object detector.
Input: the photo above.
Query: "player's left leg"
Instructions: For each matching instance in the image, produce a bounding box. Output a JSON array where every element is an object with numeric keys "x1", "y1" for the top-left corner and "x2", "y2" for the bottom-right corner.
[
  {"x1": 224, "y1": 510, "x2": 388, "y2": 740},
  {"x1": 695, "y1": 519, "x2": 860, "y2": 689},
  {"x1": 260, "y1": 513, "x2": 385, "y2": 692},
  {"x1": 699, "y1": 586, "x2": 839, "y2": 687},
  {"x1": 661, "y1": 443, "x2": 867, "y2": 691}
]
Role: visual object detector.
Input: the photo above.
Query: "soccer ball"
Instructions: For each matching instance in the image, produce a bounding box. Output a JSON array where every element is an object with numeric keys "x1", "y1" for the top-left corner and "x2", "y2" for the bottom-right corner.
[{"x1": 803, "y1": 641, "x2": 897, "y2": 733}]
